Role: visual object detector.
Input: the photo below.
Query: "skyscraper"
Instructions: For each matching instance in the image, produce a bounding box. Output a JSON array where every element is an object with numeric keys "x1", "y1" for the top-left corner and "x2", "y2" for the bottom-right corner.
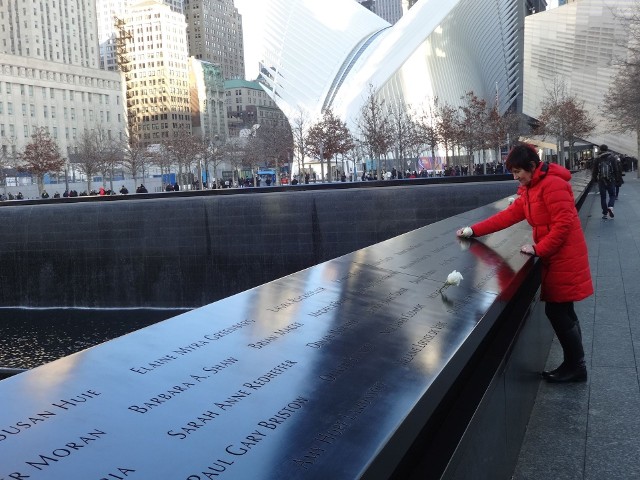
[
  {"x1": 190, "y1": 59, "x2": 228, "y2": 141},
  {"x1": 374, "y1": 0, "x2": 403, "y2": 24},
  {"x1": 355, "y1": 0, "x2": 409, "y2": 24},
  {"x1": 122, "y1": 0, "x2": 191, "y2": 146},
  {"x1": 0, "y1": 0, "x2": 126, "y2": 167},
  {"x1": 96, "y1": 0, "x2": 183, "y2": 71},
  {"x1": 0, "y1": 0, "x2": 99, "y2": 68},
  {"x1": 183, "y1": 0, "x2": 245, "y2": 80}
]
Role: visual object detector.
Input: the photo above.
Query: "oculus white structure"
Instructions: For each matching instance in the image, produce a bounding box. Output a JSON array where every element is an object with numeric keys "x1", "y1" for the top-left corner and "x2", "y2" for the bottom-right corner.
[{"x1": 252, "y1": 0, "x2": 526, "y2": 130}]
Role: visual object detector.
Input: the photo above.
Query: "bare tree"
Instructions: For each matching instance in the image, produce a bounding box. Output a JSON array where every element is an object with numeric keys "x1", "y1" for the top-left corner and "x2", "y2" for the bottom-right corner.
[
  {"x1": 416, "y1": 98, "x2": 441, "y2": 172},
  {"x1": 254, "y1": 123, "x2": 294, "y2": 184},
  {"x1": 388, "y1": 102, "x2": 420, "y2": 174},
  {"x1": 162, "y1": 135, "x2": 201, "y2": 188},
  {"x1": 192, "y1": 136, "x2": 224, "y2": 188},
  {"x1": 355, "y1": 84, "x2": 393, "y2": 179},
  {"x1": 308, "y1": 107, "x2": 355, "y2": 181},
  {"x1": 537, "y1": 78, "x2": 595, "y2": 167},
  {"x1": 291, "y1": 106, "x2": 311, "y2": 178},
  {"x1": 225, "y1": 138, "x2": 246, "y2": 184},
  {"x1": 436, "y1": 100, "x2": 459, "y2": 167},
  {"x1": 121, "y1": 138, "x2": 150, "y2": 187},
  {"x1": 603, "y1": 4, "x2": 640, "y2": 177},
  {"x1": 73, "y1": 130, "x2": 104, "y2": 193},
  {"x1": 18, "y1": 127, "x2": 65, "y2": 195},
  {"x1": 242, "y1": 132, "x2": 265, "y2": 181},
  {"x1": 209, "y1": 137, "x2": 227, "y2": 188},
  {"x1": 93, "y1": 128, "x2": 123, "y2": 193},
  {"x1": 486, "y1": 104, "x2": 509, "y2": 169},
  {"x1": 459, "y1": 91, "x2": 488, "y2": 171}
]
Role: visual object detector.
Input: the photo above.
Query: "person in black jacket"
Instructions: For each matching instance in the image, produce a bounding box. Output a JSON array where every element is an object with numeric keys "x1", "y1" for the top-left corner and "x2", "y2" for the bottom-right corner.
[{"x1": 591, "y1": 145, "x2": 622, "y2": 219}]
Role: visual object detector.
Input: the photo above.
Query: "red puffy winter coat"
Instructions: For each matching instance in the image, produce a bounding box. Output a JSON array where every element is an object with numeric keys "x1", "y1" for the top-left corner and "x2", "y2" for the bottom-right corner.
[{"x1": 471, "y1": 162, "x2": 593, "y2": 303}]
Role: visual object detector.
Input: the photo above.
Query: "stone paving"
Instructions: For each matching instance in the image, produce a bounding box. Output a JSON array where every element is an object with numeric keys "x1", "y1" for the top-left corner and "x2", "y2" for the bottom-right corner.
[{"x1": 513, "y1": 174, "x2": 640, "y2": 479}]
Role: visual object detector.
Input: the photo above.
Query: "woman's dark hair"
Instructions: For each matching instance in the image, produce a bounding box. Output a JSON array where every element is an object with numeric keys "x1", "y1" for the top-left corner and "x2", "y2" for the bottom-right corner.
[{"x1": 505, "y1": 144, "x2": 540, "y2": 172}]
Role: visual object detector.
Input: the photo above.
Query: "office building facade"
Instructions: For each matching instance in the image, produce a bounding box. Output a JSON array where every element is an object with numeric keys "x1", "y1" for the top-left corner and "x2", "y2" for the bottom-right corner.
[
  {"x1": 122, "y1": 0, "x2": 191, "y2": 147},
  {"x1": 189, "y1": 58, "x2": 228, "y2": 142},
  {"x1": 0, "y1": 0, "x2": 99, "y2": 68},
  {"x1": 0, "y1": 0, "x2": 125, "y2": 167},
  {"x1": 97, "y1": 0, "x2": 184, "y2": 71},
  {"x1": 183, "y1": 0, "x2": 245, "y2": 80},
  {"x1": 225, "y1": 79, "x2": 287, "y2": 137}
]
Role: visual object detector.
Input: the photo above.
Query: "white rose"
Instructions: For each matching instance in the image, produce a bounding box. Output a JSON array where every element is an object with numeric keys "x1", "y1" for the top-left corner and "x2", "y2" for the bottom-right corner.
[{"x1": 446, "y1": 270, "x2": 463, "y2": 286}]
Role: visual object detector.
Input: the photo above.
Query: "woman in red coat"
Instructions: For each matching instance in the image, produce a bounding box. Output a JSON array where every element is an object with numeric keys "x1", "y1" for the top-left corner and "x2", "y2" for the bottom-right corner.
[{"x1": 457, "y1": 144, "x2": 593, "y2": 383}]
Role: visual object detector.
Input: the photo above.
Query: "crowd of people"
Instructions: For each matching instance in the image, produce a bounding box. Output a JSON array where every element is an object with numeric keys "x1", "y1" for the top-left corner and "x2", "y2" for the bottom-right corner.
[{"x1": 2, "y1": 155, "x2": 633, "y2": 200}]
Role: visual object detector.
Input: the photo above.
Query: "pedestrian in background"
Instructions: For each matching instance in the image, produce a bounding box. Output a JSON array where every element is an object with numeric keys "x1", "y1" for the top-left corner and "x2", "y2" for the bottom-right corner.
[
  {"x1": 457, "y1": 143, "x2": 592, "y2": 383},
  {"x1": 592, "y1": 144, "x2": 622, "y2": 219}
]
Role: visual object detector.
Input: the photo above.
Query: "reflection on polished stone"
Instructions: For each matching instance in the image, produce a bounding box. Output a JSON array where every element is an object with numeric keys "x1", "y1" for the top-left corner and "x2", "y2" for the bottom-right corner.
[
  {"x1": 0, "y1": 309, "x2": 184, "y2": 369},
  {"x1": 0, "y1": 215, "x2": 533, "y2": 479}
]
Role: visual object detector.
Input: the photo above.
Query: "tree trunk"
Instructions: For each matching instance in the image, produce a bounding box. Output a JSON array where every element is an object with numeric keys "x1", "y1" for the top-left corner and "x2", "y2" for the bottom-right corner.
[{"x1": 37, "y1": 175, "x2": 44, "y2": 197}]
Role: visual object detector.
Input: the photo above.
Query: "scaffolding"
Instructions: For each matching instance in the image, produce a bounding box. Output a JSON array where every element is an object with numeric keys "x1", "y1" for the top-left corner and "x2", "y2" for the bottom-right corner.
[{"x1": 114, "y1": 17, "x2": 137, "y2": 142}]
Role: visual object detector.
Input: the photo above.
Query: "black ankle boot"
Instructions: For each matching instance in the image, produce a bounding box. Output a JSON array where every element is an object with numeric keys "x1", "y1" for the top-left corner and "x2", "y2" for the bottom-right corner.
[
  {"x1": 545, "y1": 362, "x2": 587, "y2": 383},
  {"x1": 541, "y1": 362, "x2": 565, "y2": 379}
]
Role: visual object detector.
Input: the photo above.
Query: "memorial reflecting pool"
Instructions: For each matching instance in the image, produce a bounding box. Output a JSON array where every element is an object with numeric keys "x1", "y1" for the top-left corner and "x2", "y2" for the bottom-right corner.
[{"x1": 0, "y1": 308, "x2": 186, "y2": 369}]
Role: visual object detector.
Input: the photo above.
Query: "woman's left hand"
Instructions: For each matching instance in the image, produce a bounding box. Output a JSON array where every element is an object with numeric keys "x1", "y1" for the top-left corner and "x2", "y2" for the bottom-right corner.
[{"x1": 520, "y1": 244, "x2": 536, "y2": 255}]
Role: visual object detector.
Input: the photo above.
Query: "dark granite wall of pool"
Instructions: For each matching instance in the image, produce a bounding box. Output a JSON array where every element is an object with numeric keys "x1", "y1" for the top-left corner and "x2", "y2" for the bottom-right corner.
[{"x1": 0, "y1": 179, "x2": 517, "y2": 308}]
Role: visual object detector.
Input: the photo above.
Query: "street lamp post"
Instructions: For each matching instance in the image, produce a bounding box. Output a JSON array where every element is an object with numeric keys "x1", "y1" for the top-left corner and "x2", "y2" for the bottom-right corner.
[
  {"x1": 319, "y1": 141, "x2": 324, "y2": 183},
  {"x1": 64, "y1": 159, "x2": 70, "y2": 193}
]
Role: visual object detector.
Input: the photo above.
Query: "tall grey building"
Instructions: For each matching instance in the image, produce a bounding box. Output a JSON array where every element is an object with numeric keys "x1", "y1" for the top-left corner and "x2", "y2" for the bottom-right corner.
[
  {"x1": 183, "y1": 0, "x2": 245, "y2": 80},
  {"x1": 0, "y1": 0, "x2": 99, "y2": 68},
  {"x1": 96, "y1": 0, "x2": 183, "y2": 71},
  {"x1": 121, "y1": 0, "x2": 191, "y2": 147},
  {"x1": 99, "y1": 0, "x2": 245, "y2": 80},
  {"x1": 374, "y1": 0, "x2": 403, "y2": 24},
  {"x1": 356, "y1": 0, "x2": 408, "y2": 25},
  {"x1": 0, "y1": 0, "x2": 126, "y2": 170}
]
